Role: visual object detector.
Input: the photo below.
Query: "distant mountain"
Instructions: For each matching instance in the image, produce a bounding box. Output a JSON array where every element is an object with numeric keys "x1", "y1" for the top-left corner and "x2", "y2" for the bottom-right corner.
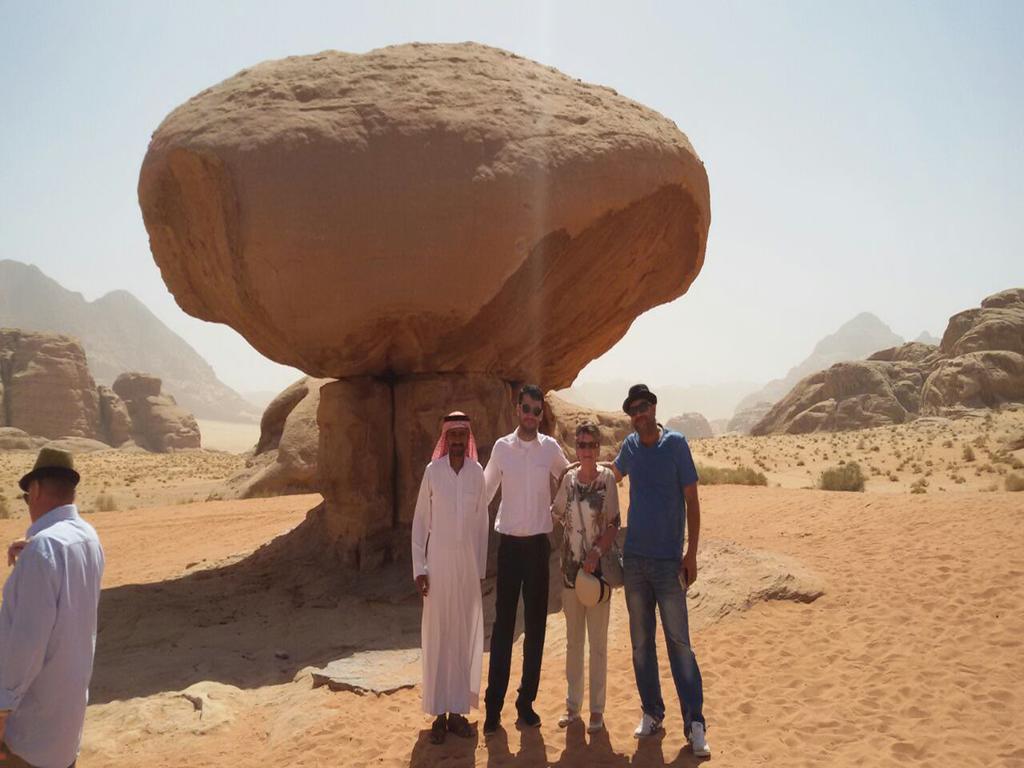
[
  {"x1": 915, "y1": 331, "x2": 940, "y2": 345},
  {"x1": 735, "y1": 312, "x2": 903, "y2": 413},
  {"x1": 558, "y1": 379, "x2": 761, "y2": 421},
  {"x1": 0, "y1": 260, "x2": 259, "y2": 422}
]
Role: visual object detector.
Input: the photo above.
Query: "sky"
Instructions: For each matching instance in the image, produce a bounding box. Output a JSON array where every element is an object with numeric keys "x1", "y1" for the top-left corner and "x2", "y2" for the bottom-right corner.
[{"x1": 1, "y1": 1, "x2": 1021, "y2": 398}]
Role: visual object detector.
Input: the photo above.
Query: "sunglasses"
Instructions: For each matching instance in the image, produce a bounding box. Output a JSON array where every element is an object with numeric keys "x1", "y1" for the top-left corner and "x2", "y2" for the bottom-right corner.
[
  {"x1": 575, "y1": 441, "x2": 599, "y2": 450},
  {"x1": 520, "y1": 404, "x2": 543, "y2": 417},
  {"x1": 627, "y1": 401, "x2": 652, "y2": 416}
]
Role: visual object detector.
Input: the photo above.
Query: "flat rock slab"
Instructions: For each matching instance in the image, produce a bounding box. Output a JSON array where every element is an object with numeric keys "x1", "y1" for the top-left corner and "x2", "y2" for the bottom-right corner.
[{"x1": 311, "y1": 649, "x2": 420, "y2": 695}]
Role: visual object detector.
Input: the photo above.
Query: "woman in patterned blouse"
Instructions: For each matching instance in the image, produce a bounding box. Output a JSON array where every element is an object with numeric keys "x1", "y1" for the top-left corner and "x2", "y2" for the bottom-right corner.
[{"x1": 551, "y1": 422, "x2": 621, "y2": 733}]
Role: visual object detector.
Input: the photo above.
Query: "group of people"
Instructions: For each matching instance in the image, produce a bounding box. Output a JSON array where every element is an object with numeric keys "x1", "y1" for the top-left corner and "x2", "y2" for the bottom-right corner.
[
  {"x1": 0, "y1": 381, "x2": 708, "y2": 767},
  {"x1": 411, "y1": 383, "x2": 711, "y2": 757}
]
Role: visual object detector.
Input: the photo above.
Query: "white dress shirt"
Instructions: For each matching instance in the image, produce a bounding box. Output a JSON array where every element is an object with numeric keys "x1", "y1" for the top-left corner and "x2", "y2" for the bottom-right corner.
[
  {"x1": 484, "y1": 431, "x2": 569, "y2": 536},
  {"x1": 0, "y1": 504, "x2": 104, "y2": 768}
]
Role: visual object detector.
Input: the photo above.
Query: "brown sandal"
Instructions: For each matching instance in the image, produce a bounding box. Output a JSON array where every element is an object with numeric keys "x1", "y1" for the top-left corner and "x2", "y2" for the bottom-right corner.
[
  {"x1": 447, "y1": 713, "x2": 473, "y2": 738},
  {"x1": 430, "y1": 714, "x2": 447, "y2": 744}
]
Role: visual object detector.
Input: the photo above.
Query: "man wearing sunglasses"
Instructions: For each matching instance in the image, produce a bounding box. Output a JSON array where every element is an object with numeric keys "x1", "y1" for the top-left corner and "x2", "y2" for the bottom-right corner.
[
  {"x1": 481, "y1": 384, "x2": 569, "y2": 735},
  {"x1": 608, "y1": 384, "x2": 710, "y2": 758}
]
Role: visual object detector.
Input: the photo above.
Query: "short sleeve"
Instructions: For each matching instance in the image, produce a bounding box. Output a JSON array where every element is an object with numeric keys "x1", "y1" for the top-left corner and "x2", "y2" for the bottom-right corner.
[
  {"x1": 614, "y1": 435, "x2": 634, "y2": 477},
  {"x1": 549, "y1": 441, "x2": 570, "y2": 478},
  {"x1": 603, "y1": 470, "x2": 621, "y2": 527},
  {"x1": 551, "y1": 473, "x2": 571, "y2": 526},
  {"x1": 676, "y1": 436, "x2": 699, "y2": 488}
]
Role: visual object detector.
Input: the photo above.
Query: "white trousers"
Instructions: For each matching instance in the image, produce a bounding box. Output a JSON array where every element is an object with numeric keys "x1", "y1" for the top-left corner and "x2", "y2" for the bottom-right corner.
[{"x1": 561, "y1": 586, "x2": 611, "y2": 715}]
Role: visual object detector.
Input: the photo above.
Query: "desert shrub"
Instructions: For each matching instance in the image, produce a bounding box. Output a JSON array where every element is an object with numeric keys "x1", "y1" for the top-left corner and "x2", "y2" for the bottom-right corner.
[
  {"x1": 962, "y1": 444, "x2": 975, "y2": 462},
  {"x1": 0, "y1": 495, "x2": 11, "y2": 520},
  {"x1": 910, "y1": 478, "x2": 929, "y2": 494},
  {"x1": 95, "y1": 494, "x2": 118, "y2": 512},
  {"x1": 1006, "y1": 473, "x2": 1024, "y2": 492},
  {"x1": 818, "y1": 462, "x2": 865, "y2": 492},
  {"x1": 696, "y1": 464, "x2": 768, "y2": 486}
]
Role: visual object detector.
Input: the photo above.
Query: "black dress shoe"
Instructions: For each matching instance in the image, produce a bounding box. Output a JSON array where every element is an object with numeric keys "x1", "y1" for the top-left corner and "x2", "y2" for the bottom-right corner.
[
  {"x1": 483, "y1": 712, "x2": 500, "y2": 735},
  {"x1": 516, "y1": 706, "x2": 542, "y2": 728}
]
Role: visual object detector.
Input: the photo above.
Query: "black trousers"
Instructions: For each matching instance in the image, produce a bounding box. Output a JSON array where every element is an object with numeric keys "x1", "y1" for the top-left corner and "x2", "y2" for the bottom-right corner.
[{"x1": 485, "y1": 533, "x2": 550, "y2": 716}]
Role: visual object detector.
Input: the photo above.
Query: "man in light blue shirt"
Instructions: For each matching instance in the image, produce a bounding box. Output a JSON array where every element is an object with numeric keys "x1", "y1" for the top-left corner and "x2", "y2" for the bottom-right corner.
[{"x1": 0, "y1": 448, "x2": 104, "y2": 768}]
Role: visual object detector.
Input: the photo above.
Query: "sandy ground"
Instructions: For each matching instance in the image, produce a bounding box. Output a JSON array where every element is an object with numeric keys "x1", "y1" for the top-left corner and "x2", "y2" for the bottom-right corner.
[
  {"x1": 0, "y1": 482, "x2": 1016, "y2": 766},
  {"x1": 693, "y1": 406, "x2": 1024, "y2": 493},
  {"x1": 196, "y1": 419, "x2": 261, "y2": 454},
  {"x1": 0, "y1": 410, "x2": 1021, "y2": 766}
]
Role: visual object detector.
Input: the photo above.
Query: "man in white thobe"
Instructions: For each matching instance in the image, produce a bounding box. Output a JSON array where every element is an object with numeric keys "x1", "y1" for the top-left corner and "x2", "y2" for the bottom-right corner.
[{"x1": 411, "y1": 412, "x2": 490, "y2": 745}]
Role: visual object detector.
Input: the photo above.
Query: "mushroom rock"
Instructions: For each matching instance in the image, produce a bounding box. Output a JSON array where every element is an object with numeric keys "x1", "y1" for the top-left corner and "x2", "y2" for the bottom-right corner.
[
  {"x1": 139, "y1": 42, "x2": 710, "y2": 569},
  {"x1": 138, "y1": 42, "x2": 709, "y2": 385}
]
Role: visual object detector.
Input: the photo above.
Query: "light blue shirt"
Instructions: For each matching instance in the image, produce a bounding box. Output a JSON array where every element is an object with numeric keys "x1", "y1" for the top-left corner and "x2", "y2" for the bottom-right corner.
[{"x1": 0, "y1": 504, "x2": 104, "y2": 768}]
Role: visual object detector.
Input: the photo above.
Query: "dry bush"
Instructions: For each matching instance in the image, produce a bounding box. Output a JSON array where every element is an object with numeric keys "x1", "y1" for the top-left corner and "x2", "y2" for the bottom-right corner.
[
  {"x1": 1006, "y1": 473, "x2": 1024, "y2": 492},
  {"x1": 0, "y1": 495, "x2": 11, "y2": 520},
  {"x1": 910, "y1": 478, "x2": 929, "y2": 494},
  {"x1": 697, "y1": 464, "x2": 768, "y2": 486},
  {"x1": 962, "y1": 444, "x2": 976, "y2": 462},
  {"x1": 95, "y1": 494, "x2": 118, "y2": 512},
  {"x1": 819, "y1": 462, "x2": 865, "y2": 492}
]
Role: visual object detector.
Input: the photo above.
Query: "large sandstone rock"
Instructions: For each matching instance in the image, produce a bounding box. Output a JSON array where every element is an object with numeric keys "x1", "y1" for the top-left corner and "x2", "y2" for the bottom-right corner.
[
  {"x1": 138, "y1": 42, "x2": 709, "y2": 389},
  {"x1": 234, "y1": 376, "x2": 329, "y2": 497},
  {"x1": 543, "y1": 392, "x2": 631, "y2": 462},
  {"x1": 113, "y1": 372, "x2": 201, "y2": 451},
  {"x1": 665, "y1": 412, "x2": 713, "y2": 439},
  {"x1": 752, "y1": 290, "x2": 1024, "y2": 434},
  {"x1": 97, "y1": 385, "x2": 133, "y2": 447},
  {"x1": 0, "y1": 427, "x2": 46, "y2": 451},
  {"x1": 0, "y1": 329, "x2": 101, "y2": 440}
]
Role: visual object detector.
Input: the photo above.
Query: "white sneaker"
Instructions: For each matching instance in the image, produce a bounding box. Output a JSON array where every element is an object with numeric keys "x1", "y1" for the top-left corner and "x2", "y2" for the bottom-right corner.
[
  {"x1": 633, "y1": 713, "x2": 663, "y2": 739},
  {"x1": 688, "y1": 721, "x2": 711, "y2": 757},
  {"x1": 557, "y1": 711, "x2": 580, "y2": 728}
]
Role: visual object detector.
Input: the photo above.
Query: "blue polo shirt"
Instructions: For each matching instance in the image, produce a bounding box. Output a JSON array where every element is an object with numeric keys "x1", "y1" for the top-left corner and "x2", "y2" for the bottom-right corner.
[{"x1": 614, "y1": 427, "x2": 699, "y2": 561}]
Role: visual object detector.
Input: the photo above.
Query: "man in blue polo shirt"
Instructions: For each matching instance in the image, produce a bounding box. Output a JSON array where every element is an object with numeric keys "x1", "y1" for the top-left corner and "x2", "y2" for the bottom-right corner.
[{"x1": 609, "y1": 384, "x2": 710, "y2": 758}]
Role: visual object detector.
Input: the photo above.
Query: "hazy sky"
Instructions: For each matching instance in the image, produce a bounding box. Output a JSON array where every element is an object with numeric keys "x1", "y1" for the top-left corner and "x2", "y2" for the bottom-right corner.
[{"x1": 1, "y1": 1, "x2": 1021, "y2": 396}]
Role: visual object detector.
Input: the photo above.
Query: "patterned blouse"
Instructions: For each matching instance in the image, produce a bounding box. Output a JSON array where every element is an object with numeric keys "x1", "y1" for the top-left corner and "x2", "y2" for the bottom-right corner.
[{"x1": 551, "y1": 466, "x2": 621, "y2": 589}]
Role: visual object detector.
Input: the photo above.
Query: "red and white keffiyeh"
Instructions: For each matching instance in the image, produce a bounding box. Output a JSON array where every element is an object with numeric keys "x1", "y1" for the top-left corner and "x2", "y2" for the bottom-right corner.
[{"x1": 431, "y1": 411, "x2": 479, "y2": 462}]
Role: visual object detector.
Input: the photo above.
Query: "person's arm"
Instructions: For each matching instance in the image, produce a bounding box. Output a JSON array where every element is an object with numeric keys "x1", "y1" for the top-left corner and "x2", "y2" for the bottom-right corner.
[
  {"x1": 410, "y1": 469, "x2": 432, "y2": 596},
  {"x1": 0, "y1": 545, "x2": 59, "y2": 716},
  {"x1": 681, "y1": 483, "x2": 700, "y2": 586},
  {"x1": 676, "y1": 436, "x2": 701, "y2": 585},
  {"x1": 550, "y1": 473, "x2": 570, "y2": 527},
  {"x1": 549, "y1": 443, "x2": 570, "y2": 498},
  {"x1": 474, "y1": 482, "x2": 490, "y2": 581},
  {"x1": 482, "y1": 443, "x2": 502, "y2": 504}
]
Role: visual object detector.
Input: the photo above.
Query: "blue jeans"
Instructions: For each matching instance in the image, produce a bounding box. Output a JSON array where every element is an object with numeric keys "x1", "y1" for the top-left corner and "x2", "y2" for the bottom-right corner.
[{"x1": 623, "y1": 555, "x2": 705, "y2": 733}]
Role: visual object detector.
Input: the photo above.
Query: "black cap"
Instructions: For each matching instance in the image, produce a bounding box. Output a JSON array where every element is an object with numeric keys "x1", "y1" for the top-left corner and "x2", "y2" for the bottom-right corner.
[{"x1": 622, "y1": 384, "x2": 657, "y2": 414}]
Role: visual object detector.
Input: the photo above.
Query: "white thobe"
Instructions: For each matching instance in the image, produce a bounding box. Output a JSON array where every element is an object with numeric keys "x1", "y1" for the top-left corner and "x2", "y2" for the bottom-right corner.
[{"x1": 411, "y1": 456, "x2": 489, "y2": 715}]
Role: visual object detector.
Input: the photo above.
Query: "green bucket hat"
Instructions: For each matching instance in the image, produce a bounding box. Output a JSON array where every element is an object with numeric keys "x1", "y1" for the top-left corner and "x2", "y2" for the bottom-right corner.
[{"x1": 19, "y1": 447, "x2": 81, "y2": 492}]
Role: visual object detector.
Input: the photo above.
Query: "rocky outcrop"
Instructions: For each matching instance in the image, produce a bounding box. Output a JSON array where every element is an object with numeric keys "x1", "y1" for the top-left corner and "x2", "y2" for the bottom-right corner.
[
  {"x1": 97, "y1": 385, "x2": 133, "y2": 447},
  {"x1": 0, "y1": 329, "x2": 201, "y2": 452},
  {"x1": 736, "y1": 313, "x2": 904, "y2": 413},
  {"x1": 0, "y1": 259, "x2": 259, "y2": 422},
  {"x1": 139, "y1": 43, "x2": 710, "y2": 569},
  {"x1": 543, "y1": 392, "x2": 631, "y2": 462},
  {"x1": 727, "y1": 401, "x2": 773, "y2": 435},
  {"x1": 752, "y1": 290, "x2": 1024, "y2": 435},
  {"x1": 665, "y1": 412, "x2": 713, "y2": 439},
  {"x1": 0, "y1": 427, "x2": 45, "y2": 451},
  {"x1": 232, "y1": 377, "x2": 329, "y2": 497},
  {"x1": 0, "y1": 329, "x2": 102, "y2": 440},
  {"x1": 113, "y1": 373, "x2": 201, "y2": 451}
]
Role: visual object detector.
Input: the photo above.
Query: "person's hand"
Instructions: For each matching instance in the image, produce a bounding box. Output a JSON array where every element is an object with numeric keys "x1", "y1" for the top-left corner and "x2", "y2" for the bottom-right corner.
[
  {"x1": 7, "y1": 538, "x2": 28, "y2": 567},
  {"x1": 583, "y1": 548, "x2": 600, "y2": 574},
  {"x1": 680, "y1": 551, "x2": 698, "y2": 587},
  {"x1": 415, "y1": 574, "x2": 430, "y2": 598}
]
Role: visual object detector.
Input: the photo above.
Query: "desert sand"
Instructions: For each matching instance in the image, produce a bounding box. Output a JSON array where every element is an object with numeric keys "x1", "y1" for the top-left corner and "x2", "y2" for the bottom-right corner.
[{"x1": 2, "y1": 428, "x2": 1021, "y2": 767}]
